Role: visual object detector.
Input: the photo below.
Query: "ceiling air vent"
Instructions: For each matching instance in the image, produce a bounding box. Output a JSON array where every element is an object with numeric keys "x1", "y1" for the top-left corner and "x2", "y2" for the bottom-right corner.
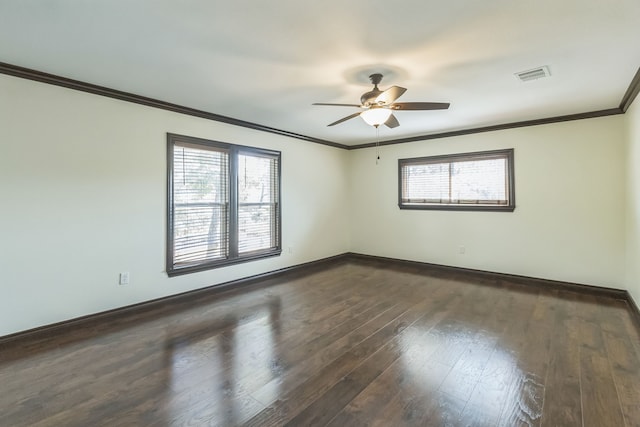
[{"x1": 515, "y1": 66, "x2": 551, "y2": 82}]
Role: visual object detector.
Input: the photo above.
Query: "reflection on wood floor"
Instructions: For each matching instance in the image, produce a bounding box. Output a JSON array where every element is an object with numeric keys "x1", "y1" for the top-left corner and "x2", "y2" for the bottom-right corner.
[{"x1": 1, "y1": 260, "x2": 639, "y2": 426}]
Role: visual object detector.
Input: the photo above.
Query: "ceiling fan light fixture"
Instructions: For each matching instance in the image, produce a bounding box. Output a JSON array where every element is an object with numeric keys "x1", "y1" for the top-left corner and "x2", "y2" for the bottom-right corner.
[{"x1": 361, "y1": 108, "x2": 392, "y2": 127}]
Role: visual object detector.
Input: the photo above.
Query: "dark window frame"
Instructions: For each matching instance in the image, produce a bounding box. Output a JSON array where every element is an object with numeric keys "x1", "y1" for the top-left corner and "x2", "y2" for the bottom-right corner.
[
  {"x1": 398, "y1": 148, "x2": 515, "y2": 212},
  {"x1": 167, "y1": 133, "x2": 281, "y2": 277}
]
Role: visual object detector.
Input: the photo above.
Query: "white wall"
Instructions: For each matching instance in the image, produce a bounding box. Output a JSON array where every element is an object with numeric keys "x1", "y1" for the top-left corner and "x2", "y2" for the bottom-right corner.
[
  {"x1": 625, "y1": 99, "x2": 640, "y2": 304},
  {"x1": 349, "y1": 116, "x2": 627, "y2": 288},
  {"x1": 0, "y1": 74, "x2": 350, "y2": 337}
]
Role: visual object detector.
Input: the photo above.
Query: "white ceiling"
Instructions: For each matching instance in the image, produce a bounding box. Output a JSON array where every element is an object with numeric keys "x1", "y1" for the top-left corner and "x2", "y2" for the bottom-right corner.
[{"x1": 1, "y1": 0, "x2": 639, "y2": 146}]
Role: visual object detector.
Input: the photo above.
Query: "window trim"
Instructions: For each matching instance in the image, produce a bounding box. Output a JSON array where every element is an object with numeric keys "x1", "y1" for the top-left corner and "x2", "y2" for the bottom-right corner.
[
  {"x1": 166, "y1": 133, "x2": 281, "y2": 277},
  {"x1": 398, "y1": 148, "x2": 515, "y2": 212}
]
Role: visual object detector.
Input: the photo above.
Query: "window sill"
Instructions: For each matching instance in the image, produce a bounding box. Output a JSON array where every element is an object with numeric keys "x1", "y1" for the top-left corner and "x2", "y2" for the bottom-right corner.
[
  {"x1": 399, "y1": 204, "x2": 515, "y2": 212},
  {"x1": 167, "y1": 249, "x2": 282, "y2": 277}
]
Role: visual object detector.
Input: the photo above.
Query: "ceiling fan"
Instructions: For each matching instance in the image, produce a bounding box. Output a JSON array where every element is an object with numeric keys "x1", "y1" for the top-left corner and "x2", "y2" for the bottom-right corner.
[{"x1": 313, "y1": 73, "x2": 450, "y2": 128}]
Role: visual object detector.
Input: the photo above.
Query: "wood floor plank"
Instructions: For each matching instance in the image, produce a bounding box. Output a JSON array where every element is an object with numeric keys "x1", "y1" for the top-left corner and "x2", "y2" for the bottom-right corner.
[
  {"x1": 326, "y1": 358, "x2": 453, "y2": 427},
  {"x1": 247, "y1": 299, "x2": 412, "y2": 406},
  {"x1": 540, "y1": 298, "x2": 583, "y2": 427},
  {"x1": 602, "y1": 330, "x2": 640, "y2": 427},
  {"x1": 284, "y1": 336, "x2": 405, "y2": 427},
  {"x1": 597, "y1": 299, "x2": 640, "y2": 427},
  {"x1": 371, "y1": 390, "x2": 467, "y2": 427},
  {"x1": 437, "y1": 284, "x2": 512, "y2": 404},
  {"x1": 580, "y1": 347, "x2": 625, "y2": 427},
  {"x1": 331, "y1": 280, "x2": 508, "y2": 426},
  {"x1": 465, "y1": 286, "x2": 540, "y2": 423},
  {"x1": 498, "y1": 291, "x2": 558, "y2": 426},
  {"x1": 243, "y1": 281, "x2": 462, "y2": 426},
  {"x1": 291, "y1": 283, "x2": 472, "y2": 427},
  {"x1": 569, "y1": 294, "x2": 625, "y2": 427},
  {"x1": 1, "y1": 262, "x2": 639, "y2": 426}
]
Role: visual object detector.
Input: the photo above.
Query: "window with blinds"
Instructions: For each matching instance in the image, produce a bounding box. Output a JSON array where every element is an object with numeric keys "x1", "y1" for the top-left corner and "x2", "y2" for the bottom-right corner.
[
  {"x1": 167, "y1": 134, "x2": 281, "y2": 276},
  {"x1": 398, "y1": 149, "x2": 515, "y2": 211}
]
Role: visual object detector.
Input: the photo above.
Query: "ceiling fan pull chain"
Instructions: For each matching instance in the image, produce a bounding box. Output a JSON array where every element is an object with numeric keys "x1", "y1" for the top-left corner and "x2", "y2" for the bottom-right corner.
[{"x1": 376, "y1": 126, "x2": 380, "y2": 165}]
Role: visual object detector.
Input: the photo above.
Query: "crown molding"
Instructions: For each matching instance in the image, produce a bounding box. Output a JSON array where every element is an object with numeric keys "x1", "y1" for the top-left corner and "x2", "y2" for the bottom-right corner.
[
  {"x1": 0, "y1": 61, "x2": 348, "y2": 150},
  {"x1": 1, "y1": 61, "x2": 638, "y2": 151},
  {"x1": 620, "y1": 67, "x2": 640, "y2": 113},
  {"x1": 346, "y1": 108, "x2": 623, "y2": 149},
  {"x1": 348, "y1": 66, "x2": 639, "y2": 149}
]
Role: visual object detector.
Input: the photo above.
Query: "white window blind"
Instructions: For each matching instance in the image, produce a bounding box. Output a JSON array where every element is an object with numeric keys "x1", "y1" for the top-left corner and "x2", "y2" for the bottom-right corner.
[
  {"x1": 399, "y1": 149, "x2": 515, "y2": 211},
  {"x1": 238, "y1": 153, "x2": 280, "y2": 254},
  {"x1": 172, "y1": 142, "x2": 229, "y2": 266}
]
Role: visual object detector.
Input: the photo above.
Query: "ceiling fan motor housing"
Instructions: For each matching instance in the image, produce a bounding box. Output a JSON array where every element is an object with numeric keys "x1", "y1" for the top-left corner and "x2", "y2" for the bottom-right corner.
[
  {"x1": 361, "y1": 89, "x2": 383, "y2": 107},
  {"x1": 361, "y1": 73, "x2": 385, "y2": 106}
]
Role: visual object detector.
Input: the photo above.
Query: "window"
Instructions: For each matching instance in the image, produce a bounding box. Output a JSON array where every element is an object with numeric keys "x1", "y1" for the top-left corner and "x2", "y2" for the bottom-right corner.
[
  {"x1": 167, "y1": 133, "x2": 281, "y2": 276},
  {"x1": 398, "y1": 149, "x2": 515, "y2": 211}
]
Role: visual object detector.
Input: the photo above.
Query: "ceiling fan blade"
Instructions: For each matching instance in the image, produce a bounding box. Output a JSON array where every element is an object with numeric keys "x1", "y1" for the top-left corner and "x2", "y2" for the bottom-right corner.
[
  {"x1": 375, "y1": 86, "x2": 407, "y2": 105},
  {"x1": 313, "y1": 103, "x2": 362, "y2": 107},
  {"x1": 384, "y1": 114, "x2": 400, "y2": 128},
  {"x1": 392, "y1": 102, "x2": 450, "y2": 110},
  {"x1": 327, "y1": 112, "x2": 362, "y2": 126}
]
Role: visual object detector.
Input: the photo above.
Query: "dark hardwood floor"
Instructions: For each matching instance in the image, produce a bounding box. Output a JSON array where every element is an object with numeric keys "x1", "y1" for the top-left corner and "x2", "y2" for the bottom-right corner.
[{"x1": 1, "y1": 260, "x2": 639, "y2": 426}]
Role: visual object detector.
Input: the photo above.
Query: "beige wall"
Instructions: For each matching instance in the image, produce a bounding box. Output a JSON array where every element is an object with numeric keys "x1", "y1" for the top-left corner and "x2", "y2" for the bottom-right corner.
[
  {"x1": 349, "y1": 116, "x2": 627, "y2": 288},
  {"x1": 0, "y1": 74, "x2": 350, "y2": 336},
  {"x1": 625, "y1": 99, "x2": 640, "y2": 305}
]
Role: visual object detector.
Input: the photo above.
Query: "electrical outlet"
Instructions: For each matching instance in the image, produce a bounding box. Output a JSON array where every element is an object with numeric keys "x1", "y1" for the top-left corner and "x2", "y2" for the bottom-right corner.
[
  {"x1": 119, "y1": 272, "x2": 130, "y2": 285},
  {"x1": 458, "y1": 246, "x2": 466, "y2": 254},
  {"x1": 288, "y1": 246, "x2": 293, "y2": 254}
]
